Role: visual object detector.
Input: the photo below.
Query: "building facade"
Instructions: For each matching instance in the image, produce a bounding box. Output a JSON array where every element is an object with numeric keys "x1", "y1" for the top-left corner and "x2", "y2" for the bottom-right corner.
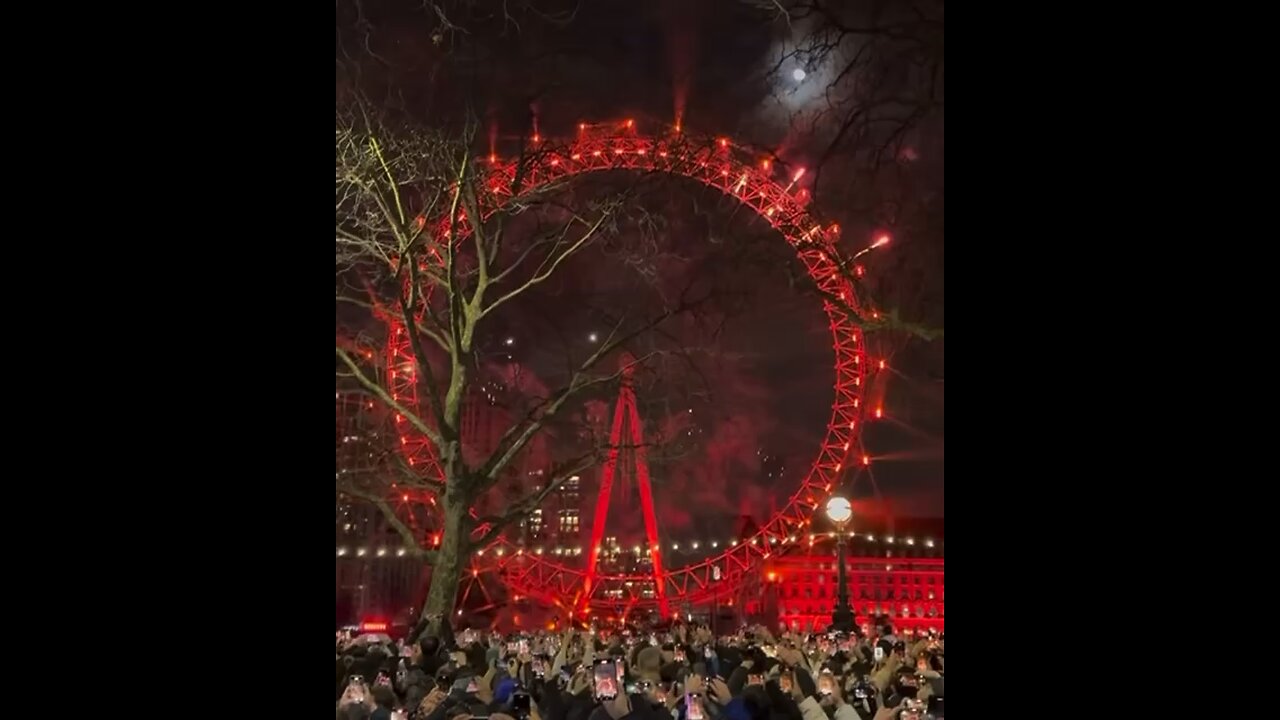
[{"x1": 746, "y1": 519, "x2": 945, "y2": 632}]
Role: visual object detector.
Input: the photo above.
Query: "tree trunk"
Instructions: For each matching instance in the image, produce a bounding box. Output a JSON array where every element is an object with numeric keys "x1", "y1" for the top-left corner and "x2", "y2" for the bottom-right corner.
[{"x1": 422, "y1": 496, "x2": 467, "y2": 625}]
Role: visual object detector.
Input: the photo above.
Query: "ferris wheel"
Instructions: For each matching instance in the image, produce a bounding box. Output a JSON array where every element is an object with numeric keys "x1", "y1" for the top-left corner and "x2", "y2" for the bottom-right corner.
[{"x1": 375, "y1": 119, "x2": 892, "y2": 621}]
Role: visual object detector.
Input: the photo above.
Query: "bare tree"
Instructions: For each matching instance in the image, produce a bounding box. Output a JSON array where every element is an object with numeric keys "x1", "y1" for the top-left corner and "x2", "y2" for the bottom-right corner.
[{"x1": 335, "y1": 104, "x2": 737, "y2": 625}]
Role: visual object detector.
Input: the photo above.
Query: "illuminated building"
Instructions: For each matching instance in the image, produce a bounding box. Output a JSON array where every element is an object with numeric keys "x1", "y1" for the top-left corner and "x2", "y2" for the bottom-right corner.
[{"x1": 751, "y1": 517, "x2": 944, "y2": 631}]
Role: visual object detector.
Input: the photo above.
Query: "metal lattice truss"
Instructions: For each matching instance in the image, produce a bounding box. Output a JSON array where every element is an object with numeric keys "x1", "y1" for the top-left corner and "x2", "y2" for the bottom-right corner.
[{"x1": 383, "y1": 121, "x2": 875, "y2": 615}]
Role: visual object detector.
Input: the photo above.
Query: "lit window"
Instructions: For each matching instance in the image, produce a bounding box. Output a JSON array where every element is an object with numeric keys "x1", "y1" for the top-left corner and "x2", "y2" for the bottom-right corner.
[{"x1": 558, "y1": 509, "x2": 579, "y2": 534}]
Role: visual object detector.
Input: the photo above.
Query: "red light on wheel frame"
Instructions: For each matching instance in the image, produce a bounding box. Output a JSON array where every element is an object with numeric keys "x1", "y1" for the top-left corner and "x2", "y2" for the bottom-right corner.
[{"x1": 359, "y1": 621, "x2": 388, "y2": 633}]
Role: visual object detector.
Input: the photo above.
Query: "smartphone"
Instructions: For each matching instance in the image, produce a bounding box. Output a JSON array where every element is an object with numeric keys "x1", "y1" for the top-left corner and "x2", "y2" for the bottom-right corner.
[
  {"x1": 512, "y1": 691, "x2": 531, "y2": 718},
  {"x1": 674, "y1": 649, "x2": 686, "y2": 663},
  {"x1": 532, "y1": 658, "x2": 546, "y2": 678},
  {"x1": 926, "y1": 695, "x2": 943, "y2": 718},
  {"x1": 594, "y1": 660, "x2": 619, "y2": 699},
  {"x1": 466, "y1": 677, "x2": 479, "y2": 694},
  {"x1": 518, "y1": 639, "x2": 530, "y2": 655},
  {"x1": 686, "y1": 692, "x2": 704, "y2": 720},
  {"x1": 347, "y1": 676, "x2": 367, "y2": 703},
  {"x1": 747, "y1": 673, "x2": 764, "y2": 686},
  {"x1": 873, "y1": 646, "x2": 885, "y2": 662}
]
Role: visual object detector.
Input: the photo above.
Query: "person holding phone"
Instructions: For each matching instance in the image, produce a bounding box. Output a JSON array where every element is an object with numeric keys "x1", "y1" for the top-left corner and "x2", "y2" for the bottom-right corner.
[{"x1": 814, "y1": 673, "x2": 859, "y2": 720}]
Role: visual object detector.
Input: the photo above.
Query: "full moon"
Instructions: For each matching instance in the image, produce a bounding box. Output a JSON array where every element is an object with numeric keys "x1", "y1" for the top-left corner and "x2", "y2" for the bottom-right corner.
[{"x1": 792, "y1": 67, "x2": 806, "y2": 82}]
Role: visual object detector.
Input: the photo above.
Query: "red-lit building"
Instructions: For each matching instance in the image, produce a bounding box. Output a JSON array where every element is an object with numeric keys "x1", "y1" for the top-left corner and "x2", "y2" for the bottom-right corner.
[{"x1": 748, "y1": 517, "x2": 944, "y2": 632}]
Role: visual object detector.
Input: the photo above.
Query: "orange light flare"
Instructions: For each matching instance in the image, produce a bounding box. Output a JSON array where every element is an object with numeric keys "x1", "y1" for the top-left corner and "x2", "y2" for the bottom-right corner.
[
  {"x1": 624, "y1": 118, "x2": 634, "y2": 130},
  {"x1": 784, "y1": 166, "x2": 806, "y2": 192},
  {"x1": 852, "y1": 233, "x2": 891, "y2": 260}
]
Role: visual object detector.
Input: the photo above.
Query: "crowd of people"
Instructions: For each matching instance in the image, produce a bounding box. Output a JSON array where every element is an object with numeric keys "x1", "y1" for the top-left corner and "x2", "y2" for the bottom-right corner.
[{"x1": 336, "y1": 615, "x2": 944, "y2": 720}]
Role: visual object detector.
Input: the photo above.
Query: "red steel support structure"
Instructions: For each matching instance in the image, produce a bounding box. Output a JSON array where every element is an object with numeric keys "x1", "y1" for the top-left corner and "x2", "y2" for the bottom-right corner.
[{"x1": 583, "y1": 356, "x2": 668, "y2": 617}]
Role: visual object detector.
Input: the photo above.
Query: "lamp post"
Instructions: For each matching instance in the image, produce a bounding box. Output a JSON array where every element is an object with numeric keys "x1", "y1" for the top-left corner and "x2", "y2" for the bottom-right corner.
[{"x1": 825, "y1": 496, "x2": 855, "y2": 633}]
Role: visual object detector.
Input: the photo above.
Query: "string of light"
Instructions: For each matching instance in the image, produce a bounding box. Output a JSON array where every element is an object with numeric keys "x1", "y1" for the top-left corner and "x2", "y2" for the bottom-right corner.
[{"x1": 335, "y1": 536, "x2": 937, "y2": 558}]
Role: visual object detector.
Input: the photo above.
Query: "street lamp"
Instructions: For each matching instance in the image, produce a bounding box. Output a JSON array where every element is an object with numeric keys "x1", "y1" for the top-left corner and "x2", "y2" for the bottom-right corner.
[{"x1": 825, "y1": 496, "x2": 855, "y2": 633}]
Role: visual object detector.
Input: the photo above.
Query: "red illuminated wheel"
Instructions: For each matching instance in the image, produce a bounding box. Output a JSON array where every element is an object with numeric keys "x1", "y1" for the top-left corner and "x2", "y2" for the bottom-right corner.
[{"x1": 387, "y1": 121, "x2": 874, "y2": 615}]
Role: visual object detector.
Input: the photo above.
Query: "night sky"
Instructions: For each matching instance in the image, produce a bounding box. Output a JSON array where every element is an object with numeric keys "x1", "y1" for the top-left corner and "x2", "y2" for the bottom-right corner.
[{"x1": 338, "y1": 0, "x2": 943, "y2": 531}]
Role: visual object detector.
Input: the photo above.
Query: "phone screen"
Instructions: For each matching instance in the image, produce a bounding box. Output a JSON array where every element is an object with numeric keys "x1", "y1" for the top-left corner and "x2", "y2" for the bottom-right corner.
[
  {"x1": 532, "y1": 659, "x2": 546, "y2": 678},
  {"x1": 593, "y1": 660, "x2": 619, "y2": 699},
  {"x1": 512, "y1": 692, "x2": 531, "y2": 717},
  {"x1": 703, "y1": 647, "x2": 714, "y2": 659},
  {"x1": 686, "y1": 692, "x2": 704, "y2": 720},
  {"x1": 873, "y1": 646, "x2": 885, "y2": 662}
]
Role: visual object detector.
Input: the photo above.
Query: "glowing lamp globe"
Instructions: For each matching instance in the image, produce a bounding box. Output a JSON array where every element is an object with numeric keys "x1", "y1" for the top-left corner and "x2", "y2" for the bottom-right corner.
[{"x1": 825, "y1": 496, "x2": 853, "y2": 525}]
